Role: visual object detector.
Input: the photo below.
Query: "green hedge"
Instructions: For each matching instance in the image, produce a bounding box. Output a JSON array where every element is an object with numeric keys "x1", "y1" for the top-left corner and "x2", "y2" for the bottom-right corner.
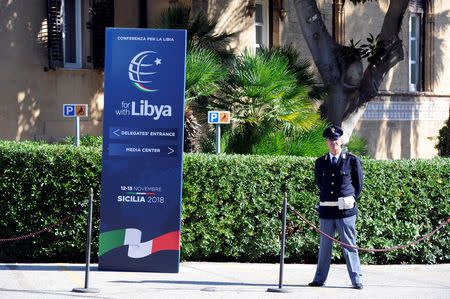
[
  {"x1": 1, "y1": 141, "x2": 449, "y2": 264},
  {"x1": 0, "y1": 141, "x2": 102, "y2": 262}
]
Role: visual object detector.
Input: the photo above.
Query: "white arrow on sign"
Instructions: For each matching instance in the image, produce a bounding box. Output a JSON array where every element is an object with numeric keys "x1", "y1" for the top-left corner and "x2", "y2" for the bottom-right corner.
[
  {"x1": 168, "y1": 147, "x2": 174, "y2": 155},
  {"x1": 113, "y1": 129, "x2": 121, "y2": 137}
]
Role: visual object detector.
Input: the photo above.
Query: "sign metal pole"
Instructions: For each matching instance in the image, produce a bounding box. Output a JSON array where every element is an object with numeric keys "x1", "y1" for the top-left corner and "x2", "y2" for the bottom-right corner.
[
  {"x1": 75, "y1": 116, "x2": 80, "y2": 147},
  {"x1": 216, "y1": 124, "x2": 221, "y2": 154}
]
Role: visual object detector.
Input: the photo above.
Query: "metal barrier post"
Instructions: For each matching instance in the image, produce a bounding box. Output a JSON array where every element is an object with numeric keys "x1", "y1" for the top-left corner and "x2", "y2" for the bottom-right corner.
[
  {"x1": 267, "y1": 191, "x2": 291, "y2": 293},
  {"x1": 73, "y1": 188, "x2": 100, "y2": 293}
]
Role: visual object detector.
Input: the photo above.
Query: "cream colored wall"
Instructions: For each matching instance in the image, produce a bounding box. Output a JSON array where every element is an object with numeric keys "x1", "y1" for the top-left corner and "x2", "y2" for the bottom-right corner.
[
  {"x1": 198, "y1": 0, "x2": 254, "y2": 54},
  {"x1": 345, "y1": 1, "x2": 450, "y2": 158},
  {"x1": 0, "y1": 0, "x2": 104, "y2": 141},
  {"x1": 354, "y1": 94, "x2": 449, "y2": 159}
]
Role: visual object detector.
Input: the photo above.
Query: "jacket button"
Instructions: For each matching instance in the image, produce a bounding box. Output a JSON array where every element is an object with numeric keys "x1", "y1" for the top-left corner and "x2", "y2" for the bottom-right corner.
[
  {"x1": 332, "y1": 182, "x2": 334, "y2": 185},
  {"x1": 332, "y1": 174, "x2": 335, "y2": 176},
  {"x1": 330, "y1": 191, "x2": 334, "y2": 194}
]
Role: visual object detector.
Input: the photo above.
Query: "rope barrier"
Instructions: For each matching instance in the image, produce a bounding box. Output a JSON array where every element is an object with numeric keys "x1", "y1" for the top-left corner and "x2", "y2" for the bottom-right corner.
[
  {"x1": 0, "y1": 200, "x2": 88, "y2": 242},
  {"x1": 289, "y1": 204, "x2": 450, "y2": 252}
]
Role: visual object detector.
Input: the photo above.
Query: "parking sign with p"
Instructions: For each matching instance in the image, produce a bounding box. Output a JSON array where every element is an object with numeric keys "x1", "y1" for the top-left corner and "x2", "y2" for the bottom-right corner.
[
  {"x1": 208, "y1": 111, "x2": 230, "y2": 124},
  {"x1": 63, "y1": 104, "x2": 88, "y2": 117}
]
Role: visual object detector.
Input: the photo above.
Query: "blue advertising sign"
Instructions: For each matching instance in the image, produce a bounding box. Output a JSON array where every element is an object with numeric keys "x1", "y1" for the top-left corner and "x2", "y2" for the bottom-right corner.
[{"x1": 99, "y1": 28, "x2": 186, "y2": 273}]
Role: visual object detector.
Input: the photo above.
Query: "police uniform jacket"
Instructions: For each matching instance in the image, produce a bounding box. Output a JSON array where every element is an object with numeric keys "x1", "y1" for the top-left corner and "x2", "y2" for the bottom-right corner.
[{"x1": 314, "y1": 151, "x2": 363, "y2": 219}]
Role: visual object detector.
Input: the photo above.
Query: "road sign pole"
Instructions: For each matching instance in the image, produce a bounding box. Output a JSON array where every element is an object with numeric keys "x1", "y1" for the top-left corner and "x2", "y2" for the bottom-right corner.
[
  {"x1": 216, "y1": 124, "x2": 221, "y2": 154},
  {"x1": 75, "y1": 116, "x2": 80, "y2": 147}
]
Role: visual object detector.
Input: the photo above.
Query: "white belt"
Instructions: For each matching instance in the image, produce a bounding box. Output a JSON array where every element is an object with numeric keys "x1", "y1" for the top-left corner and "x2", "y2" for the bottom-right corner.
[
  {"x1": 320, "y1": 196, "x2": 355, "y2": 210},
  {"x1": 319, "y1": 201, "x2": 338, "y2": 206}
]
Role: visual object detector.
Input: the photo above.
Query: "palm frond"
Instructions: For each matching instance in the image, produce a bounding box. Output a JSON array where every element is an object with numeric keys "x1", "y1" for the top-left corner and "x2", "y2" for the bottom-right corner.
[
  {"x1": 156, "y1": 4, "x2": 191, "y2": 29},
  {"x1": 185, "y1": 47, "x2": 227, "y2": 104}
]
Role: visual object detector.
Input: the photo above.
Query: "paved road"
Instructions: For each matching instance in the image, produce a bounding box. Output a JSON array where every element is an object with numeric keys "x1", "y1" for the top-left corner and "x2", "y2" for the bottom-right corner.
[{"x1": 0, "y1": 262, "x2": 449, "y2": 298}]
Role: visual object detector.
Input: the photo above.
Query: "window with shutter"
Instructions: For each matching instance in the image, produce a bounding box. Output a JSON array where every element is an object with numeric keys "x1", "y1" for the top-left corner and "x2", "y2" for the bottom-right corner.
[
  {"x1": 63, "y1": 0, "x2": 82, "y2": 68},
  {"x1": 47, "y1": 0, "x2": 82, "y2": 69},
  {"x1": 47, "y1": 0, "x2": 64, "y2": 69},
  {"x1": 92, "y1": 0, "x2": 114, "y2": 69}
]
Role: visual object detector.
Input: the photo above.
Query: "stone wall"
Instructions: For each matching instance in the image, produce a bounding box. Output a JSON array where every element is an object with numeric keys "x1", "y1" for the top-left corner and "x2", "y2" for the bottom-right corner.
[{"x1": 354, "y1": 92, "x2": 449, "y2": 159}]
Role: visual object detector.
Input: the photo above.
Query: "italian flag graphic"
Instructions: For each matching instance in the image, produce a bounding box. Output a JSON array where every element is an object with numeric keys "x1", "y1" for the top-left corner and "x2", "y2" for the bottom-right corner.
[
  {"x1": 132, "y1": 82, "x2": 157, "y2": 92},
  {"x1": 99, "y1": 229, "x2": 179, "y2": 258}
]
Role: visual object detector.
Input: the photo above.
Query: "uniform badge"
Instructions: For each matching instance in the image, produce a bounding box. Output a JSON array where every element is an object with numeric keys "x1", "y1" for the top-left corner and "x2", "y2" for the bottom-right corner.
[{"x1": 331, "y1": 127, "x2": 335, "y2": 134}]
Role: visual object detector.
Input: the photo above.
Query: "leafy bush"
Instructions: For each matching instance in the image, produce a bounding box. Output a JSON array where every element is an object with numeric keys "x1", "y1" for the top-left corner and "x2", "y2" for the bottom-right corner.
[
  {"x1": 251, "y1": 121, "x2": 329, "y2": 157},
  {"x1": 63, "y1": 134, "x2": 103, "y2": 147},
  {"x1": 182, "y1": 154, "x2": 450, "y2": 264},
  {"x1": 0, "y1": 141, "x2": 102, "y2": 262},
  {"x1": 347, "y1": 133, "x2": 368, "y2": 156},
  {"x1": 0, "y1": 141, "x2": 449, "y2": 264},
  {"x1": 435, "y1": 119, "x2": 448, "y2": 156}
]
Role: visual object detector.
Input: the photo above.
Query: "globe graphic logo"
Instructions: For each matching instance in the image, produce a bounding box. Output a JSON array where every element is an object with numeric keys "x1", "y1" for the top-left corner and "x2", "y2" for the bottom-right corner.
[{"x1": 129, "y1": 51, "x2": 159, "y2": 92}]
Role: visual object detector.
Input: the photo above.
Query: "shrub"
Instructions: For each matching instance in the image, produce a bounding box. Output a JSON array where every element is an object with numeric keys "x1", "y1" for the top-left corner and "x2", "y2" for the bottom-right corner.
[
  {"x1": 62, "y1": 134, "x2": 103, "y2": 147},
  {"x1": 347, "y1": 133, "x2": 368, "y2": 156},
  {"x1": 182, "y1": 154, "x2": 450, "y2": 264},
  {"x1": 435, "y1": 119, "x2": 448, "y2": 156},
  {"x1": 0, "y1": 141, "x2": 102, "y2": 262},
  {"x1": 0, "y1": 141, "x2": 449, "y2": 264}
]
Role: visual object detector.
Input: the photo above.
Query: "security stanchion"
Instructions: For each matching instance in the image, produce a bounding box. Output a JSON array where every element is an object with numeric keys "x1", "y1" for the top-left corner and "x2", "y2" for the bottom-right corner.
[
  {"x1": 267, "y1": 191, "x2": 292, "y2": 293},
  {"x1": 73, "y1": 188, "x2": 100, "y2": 293}
]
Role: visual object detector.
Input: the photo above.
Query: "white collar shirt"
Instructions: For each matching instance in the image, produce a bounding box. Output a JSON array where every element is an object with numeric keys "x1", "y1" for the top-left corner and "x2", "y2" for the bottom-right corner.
[{"x1": 329, "y1": 151, "x2": 341, "y2": 163}]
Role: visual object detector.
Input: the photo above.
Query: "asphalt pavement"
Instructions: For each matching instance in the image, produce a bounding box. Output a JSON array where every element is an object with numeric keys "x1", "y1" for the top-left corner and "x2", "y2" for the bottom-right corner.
[{"x1": 0, "y1": 262, "x2": 449, "y2": 298}]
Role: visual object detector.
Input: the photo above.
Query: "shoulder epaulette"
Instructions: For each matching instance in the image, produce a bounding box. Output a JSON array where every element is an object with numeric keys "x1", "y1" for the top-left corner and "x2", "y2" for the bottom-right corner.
[{"x1": 347, "y1": 152, "x2": 357, "y2": 157}]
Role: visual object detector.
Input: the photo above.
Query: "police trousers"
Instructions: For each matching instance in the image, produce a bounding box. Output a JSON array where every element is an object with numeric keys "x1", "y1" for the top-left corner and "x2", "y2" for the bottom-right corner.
[{"x1": 312, "y1": 215, "x2": 362, "y2": 285}]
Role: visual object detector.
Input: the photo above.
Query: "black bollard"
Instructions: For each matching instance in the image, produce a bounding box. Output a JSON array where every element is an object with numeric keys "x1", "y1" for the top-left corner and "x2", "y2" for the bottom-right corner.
[
  {"x1": 73, "y1": 188, "x2": 100, "y2": 293},
  {"x1": 267, "y1": 191, "x2": 291, "y2": 293}
]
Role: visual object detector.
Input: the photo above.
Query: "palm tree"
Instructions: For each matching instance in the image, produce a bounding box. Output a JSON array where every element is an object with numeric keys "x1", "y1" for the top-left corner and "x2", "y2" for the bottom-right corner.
[
  {"x1": 184, "y1": 47, "x2": 227, "y2": 152},
  {"x1": 157, "y1": 4, "x2": 233, "y2": 152},
  {"x1": 157, "y1": 4, "x2": 233, "y2": 59},
  {"x1": 211, "y1": 49, "x2": 322, "y2": 154}
]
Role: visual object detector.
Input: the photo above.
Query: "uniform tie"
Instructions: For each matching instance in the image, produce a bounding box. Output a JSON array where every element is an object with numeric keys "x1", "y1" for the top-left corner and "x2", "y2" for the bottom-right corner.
[{"x1": 332, "y1": 157, "x2": 337, "y2": 166}]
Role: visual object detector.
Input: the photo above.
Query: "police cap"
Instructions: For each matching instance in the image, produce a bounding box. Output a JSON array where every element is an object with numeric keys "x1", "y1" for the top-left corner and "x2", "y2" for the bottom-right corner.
[{"x1": 323, "y1": 125, "x2": 343, "y2": 140}]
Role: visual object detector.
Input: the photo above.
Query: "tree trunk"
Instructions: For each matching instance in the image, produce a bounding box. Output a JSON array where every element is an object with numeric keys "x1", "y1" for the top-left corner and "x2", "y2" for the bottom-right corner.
[{"x1": 293, "y1": 0, "x2": 410, "y2": 144}]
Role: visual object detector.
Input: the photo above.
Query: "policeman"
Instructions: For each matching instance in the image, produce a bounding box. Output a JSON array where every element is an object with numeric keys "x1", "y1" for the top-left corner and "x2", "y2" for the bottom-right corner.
[{"x1": 308, "y1": 125, "x2": 363, "y2": 289}]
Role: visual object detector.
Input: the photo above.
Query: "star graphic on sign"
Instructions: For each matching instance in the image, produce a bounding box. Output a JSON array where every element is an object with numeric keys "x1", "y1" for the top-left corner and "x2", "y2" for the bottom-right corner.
[{"x1": 154, "y1": 58, "x2": 162, "y2": 65}]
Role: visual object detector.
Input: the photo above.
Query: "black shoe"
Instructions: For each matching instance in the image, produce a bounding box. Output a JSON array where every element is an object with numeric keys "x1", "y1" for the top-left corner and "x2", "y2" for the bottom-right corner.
[
  {"x1": 308, "y1": 281, "x2": 324, "y2": 287},
  {"x1": 352, "y1": 283, "x2": 363, "y2": 289}
]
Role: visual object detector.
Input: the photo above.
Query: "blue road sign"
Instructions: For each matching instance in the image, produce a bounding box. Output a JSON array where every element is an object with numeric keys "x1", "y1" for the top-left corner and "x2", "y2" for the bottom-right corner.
[
  {"x1": 208, "y1": 111, "x2": 230, "y2": 124},
  {"x1": 63, "y1": 105, "x2": 75, "y2": 117},
  {"x1": 208, "y1": 112, "x2": 219, "y2": 123}
]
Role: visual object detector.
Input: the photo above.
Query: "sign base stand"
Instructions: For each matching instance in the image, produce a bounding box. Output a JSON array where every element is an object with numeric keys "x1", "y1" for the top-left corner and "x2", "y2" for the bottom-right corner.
[
  {"x1": 72, "y1": 288, "x2": 100, "y2": 293},
  {"x1": 267, "y1": 287, "x2": 292, "y2": 293}
]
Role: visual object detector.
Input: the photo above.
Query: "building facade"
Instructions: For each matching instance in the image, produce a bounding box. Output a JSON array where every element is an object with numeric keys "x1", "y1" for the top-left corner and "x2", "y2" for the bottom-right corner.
[{"x1": 0, "y1": 0, "x2": 449, "y2": 158}]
